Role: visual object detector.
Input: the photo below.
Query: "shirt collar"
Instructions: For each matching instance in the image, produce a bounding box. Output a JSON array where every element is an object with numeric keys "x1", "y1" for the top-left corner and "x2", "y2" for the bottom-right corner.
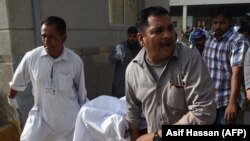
[
  {"x1": 40, "y1": 46, "x2": 70, "y2": 62},
  {"x1": 133, "y1": 44, "x2": 179, "y2": 66}
]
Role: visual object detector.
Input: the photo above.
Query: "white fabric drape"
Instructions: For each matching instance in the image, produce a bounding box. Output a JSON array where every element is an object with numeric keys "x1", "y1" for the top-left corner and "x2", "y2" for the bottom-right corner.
[{"x1": 73, "y1": 95, "x2": 130, "y2": 141}]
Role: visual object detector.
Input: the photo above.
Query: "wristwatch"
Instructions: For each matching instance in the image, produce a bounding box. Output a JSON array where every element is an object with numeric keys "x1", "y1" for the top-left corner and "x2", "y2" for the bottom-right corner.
[{"x1": 153, "y1": 131, "x2": 162, "y2": 141}]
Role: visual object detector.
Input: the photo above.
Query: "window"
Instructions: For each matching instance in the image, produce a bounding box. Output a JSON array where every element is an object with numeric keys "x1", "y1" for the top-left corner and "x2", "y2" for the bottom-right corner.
[{"x1": 109, "y1": 0, "x2": 138, "y2": 25}]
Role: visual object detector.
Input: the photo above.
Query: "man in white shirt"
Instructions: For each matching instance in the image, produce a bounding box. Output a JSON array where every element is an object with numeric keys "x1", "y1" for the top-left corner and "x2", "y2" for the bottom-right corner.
[{"x1": 7, "y1": 16, "x2": 88, "y2": 141}]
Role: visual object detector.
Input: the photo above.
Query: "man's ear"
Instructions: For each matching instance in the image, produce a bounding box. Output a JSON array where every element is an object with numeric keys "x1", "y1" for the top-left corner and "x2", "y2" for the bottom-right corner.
[
  {"x1": 63, "y1": 34, "x2": 67, "y2": 42},
  {"x1": 137, "y1": 33, "x2": 144, "y2": 47}
]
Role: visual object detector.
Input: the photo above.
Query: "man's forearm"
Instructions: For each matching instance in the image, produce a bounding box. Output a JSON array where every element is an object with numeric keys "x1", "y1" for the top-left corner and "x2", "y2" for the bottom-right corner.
[
  {"x1": 129, "y1": 127, "x2": 140, "y2": 141},
  {"x1": 8, "y1": 88, "x2": 18, "y2": 99},
  {"x1": 157, "y1": 129, "x2": 162, "y2": 137},
  {"x1": 229, "y1": 67, "x2": 242, "y2": 105},
  {"x1": 246, "y1": 89, "x2": 250, "y2": 101}
]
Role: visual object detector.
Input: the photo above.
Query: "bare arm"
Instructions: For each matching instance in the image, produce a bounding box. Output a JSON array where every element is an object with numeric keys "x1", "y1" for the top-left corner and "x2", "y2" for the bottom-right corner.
[
  {"x1": 8, "y1": 88, "x2": 18, "y2": 99},
  {"x1": 247, "y1": 89, "x2": 250, "y2": 101},
  {"x1": 225, "y1": 66, "x2": 242, "y2": 124},
  {"x1": 129, "y1": 127, "x2": 140, "y2": 141},
  {"x1": 7, "y1": 88, "x2": 19, "y2": 108},
  {"x1": 229, "y1": 66, "x2": 242, "y2": 105}
]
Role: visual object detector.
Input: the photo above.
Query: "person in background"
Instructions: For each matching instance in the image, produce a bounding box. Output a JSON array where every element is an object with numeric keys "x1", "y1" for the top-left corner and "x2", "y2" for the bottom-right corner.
[
  {"x1": 241, "y1": 24, "x2": 250, "y2": 126},
  {"x1": 191, "y1": 28, "x2": 207, "y2": 55},
  {"x1": 188, "y1": 26, "x2": 197, "y2": 48},
  {"x1": 203, "y1": 6, "x2": 249, "y2": 125},
  {"x1": 7, "y1": 16, "x2": 88, "y2": 141},
  {"x1": 109, "y1": 26, "x2": 141, "y2": 98},
  {"x1": 201, "y1": 25, "x2": 209, "y2": 38},
  {"x1": 241, "y1": 24, "x2": 250, "y2": 101},
  {"x1": 126, "y1": 6, "x2": 216, "y2": 141}
]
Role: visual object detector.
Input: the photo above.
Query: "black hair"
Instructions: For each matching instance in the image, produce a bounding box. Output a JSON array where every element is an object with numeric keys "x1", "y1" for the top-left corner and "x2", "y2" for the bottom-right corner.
[
  {"x1": 136, "y1": 6, "x2": 170, "y2": 33},
  {"x1": 41, "y1": 16, "x2": 66, "y2": 35},
  {"x1": 211, "y1": 6, "x2": 232, "y2": 19},
  {"x1": 127, "y1": 26, "x2": 138, "y2": 34}
]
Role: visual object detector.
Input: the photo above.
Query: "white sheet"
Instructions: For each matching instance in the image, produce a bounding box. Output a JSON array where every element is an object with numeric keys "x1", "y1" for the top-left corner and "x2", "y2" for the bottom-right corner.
[{"x1": 73, "y1": 95, "x2": 130, "y2": 141}]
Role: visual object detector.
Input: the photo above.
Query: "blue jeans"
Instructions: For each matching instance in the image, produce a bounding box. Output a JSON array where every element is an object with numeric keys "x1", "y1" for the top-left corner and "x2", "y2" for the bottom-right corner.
[{"x1": 214, "y1": 106, "x2": 239, "y2": 125}]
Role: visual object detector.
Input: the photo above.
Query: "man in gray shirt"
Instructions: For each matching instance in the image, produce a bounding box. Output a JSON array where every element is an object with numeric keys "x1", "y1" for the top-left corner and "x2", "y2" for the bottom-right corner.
[
  {"x1": 109, "y1": 26, "x2": 141, "y2": 98},
  {"x1": 125, "y1": 6, "x2": 216, "y2": 141}
]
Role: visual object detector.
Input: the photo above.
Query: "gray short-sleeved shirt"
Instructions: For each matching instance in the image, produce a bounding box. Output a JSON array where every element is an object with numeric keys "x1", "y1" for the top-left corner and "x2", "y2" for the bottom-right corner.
[{"x1": 244, "y1": 48, "x2": 250, "y2": 89}]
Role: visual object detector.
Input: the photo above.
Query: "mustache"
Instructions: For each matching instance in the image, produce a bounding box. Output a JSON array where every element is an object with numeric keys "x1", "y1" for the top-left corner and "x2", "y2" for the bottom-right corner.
[
  {"x1": 215, "y1": 29, "x2": 224, "y2": 34},
  {"x1": 159, "y1": 40, "x2": 173, "y2": 48}
]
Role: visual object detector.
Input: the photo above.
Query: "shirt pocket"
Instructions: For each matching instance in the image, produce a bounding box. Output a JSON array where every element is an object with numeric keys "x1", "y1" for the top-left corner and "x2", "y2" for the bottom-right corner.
[
  {"x1": 57, "y1": 73, "x2": 73, "y2": 93},
  {"x1": 166, "y1": 82, "x2": 186, "y2": 110}
]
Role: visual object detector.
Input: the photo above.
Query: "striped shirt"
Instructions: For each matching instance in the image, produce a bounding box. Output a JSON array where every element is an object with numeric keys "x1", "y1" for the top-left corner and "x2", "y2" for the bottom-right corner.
[{"x1": 203, "y1": 27, "x2": 249, "y2": 108}]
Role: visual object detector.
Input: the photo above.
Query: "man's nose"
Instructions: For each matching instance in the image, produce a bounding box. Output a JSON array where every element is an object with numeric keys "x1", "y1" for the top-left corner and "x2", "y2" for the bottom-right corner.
[{"x1": 162, "y1": 30, "x2": 172, "y2": 38}]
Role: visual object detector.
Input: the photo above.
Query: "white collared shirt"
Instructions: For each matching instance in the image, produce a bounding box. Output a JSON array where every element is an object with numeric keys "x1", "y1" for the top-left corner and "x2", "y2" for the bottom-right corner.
[{"x1": 9, "y1": 46, "x2": 87, "y2": 134}]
